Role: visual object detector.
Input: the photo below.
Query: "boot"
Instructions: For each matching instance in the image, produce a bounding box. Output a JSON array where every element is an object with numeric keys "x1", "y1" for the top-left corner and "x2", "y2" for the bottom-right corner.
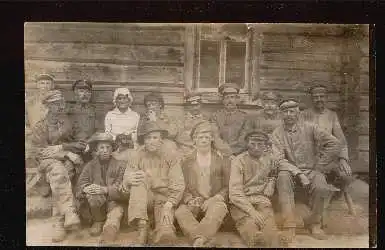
[
  {"x1": 99, "y1": 225, "x2": 118, "y2": 245},
  {"x1": 64, "y1": 210, "x2": 81, "y2": 231},
  {"x1": 153, "y1": 225, "x2": 177, "y2": 245},
  {"x1": 89, "y1": 222, "x2": 104, "y2": 236},
  {"x1": 137, "y1": 219, "x2": 148, "y2": 245},
  {"x1": 280, "y1": 228, "x2": 295, "y2": 245},
  {"x1": 309, "y1": 224, "x2": 327, "y2": 240},
  {"x1": 52, "y1": 219, "x2": 67, "y2": 243}
]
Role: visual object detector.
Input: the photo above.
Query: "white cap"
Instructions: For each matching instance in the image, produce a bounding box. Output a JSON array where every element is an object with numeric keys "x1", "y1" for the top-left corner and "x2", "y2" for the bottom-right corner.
[{"x1": 113, "y1": 87, "x2": 133, "y2": 106}]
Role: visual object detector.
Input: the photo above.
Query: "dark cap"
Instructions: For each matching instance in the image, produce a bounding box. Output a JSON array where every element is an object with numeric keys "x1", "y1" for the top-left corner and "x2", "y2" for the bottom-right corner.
[
  {"x1": 144, "y1": 91, "x2": 165, "y2": 109},
  {"x1": 36, "y1": 74, "x2": 55, "y2": 82},
  {"x1": 190, "y1": 121, "x2": 212, "y2": 139},
  {"x1": 308, "y1": 84, "x2": 327, "y2": 94},
  {"x1": 42, "y1": 90, "x2": 64, "y2": 105},
  {"x1": 137, "y1": 121, "x2": 168, "y2": 145},
  {"x1": 72, "y1": 79, "x2": 93, "y2": 91},
  {"x1": 244, "y1": 129, "x2": 270, "y2": 142},
  {"x1": 279, "y1": 98, "x2": 300, "y2": 110},
  {"x1": 218, "y1": 83, "x2": 240, "y2": 95},
  {"x1": 261, "y1": 91, "x2": 279, "y2": 101},
  {"x1": 185, "y1": 92, "x2": 202, "y2": 105},
  {"x1": 87, "y1": 132, "x2": 116, "y2": 151}
]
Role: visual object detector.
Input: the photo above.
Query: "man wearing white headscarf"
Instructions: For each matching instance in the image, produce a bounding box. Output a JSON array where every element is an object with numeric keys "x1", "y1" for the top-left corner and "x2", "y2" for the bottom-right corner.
[{"x1": 104, "y1": 88, "x2": 140, "y2": 146}]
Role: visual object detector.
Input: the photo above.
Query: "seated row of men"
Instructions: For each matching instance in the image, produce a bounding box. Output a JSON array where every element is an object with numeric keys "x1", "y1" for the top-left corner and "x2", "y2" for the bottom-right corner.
[{"x1": 25, "y1": 74, "x2": 354, "y2": 247}]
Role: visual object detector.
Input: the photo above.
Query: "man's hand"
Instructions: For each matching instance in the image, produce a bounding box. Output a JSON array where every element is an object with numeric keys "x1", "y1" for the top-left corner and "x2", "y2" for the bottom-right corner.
[
  {"x1": 161, "y1": 201, "x2": 174, "y2": 225},
  {"x1": 148, "y1": 110, "x2": 157, "y2": 121},
  {"x1": 123, "y1": 170, "x2": 146, "y2": 188},
  {"x1": 263, "y1": 180, "x2": 275, "y2": 197},
  {"x1": 40, "y1": 145, "x2": 62, "y2": 158},
  {"x1": 339, "y1": 159, "x2": 352, "y2": 176},
  {"x1": 244, "y1": 185, "x2": 265, "y2": 196},
  {"x1": 200, "y1": 195, "x2": 222, "y2": 212},
  {"x1": 298, "y1": 173, "x2": 310, "y2": 187},
  {"x1": 251, "y1": 211, "x2": 266, "y2": 229},
  {"x1": 83, "y1": 184, "x2": 108, "y2": 195},
  {"x1": 187, "y1": 197, "x2": 204, "y2": 207}
]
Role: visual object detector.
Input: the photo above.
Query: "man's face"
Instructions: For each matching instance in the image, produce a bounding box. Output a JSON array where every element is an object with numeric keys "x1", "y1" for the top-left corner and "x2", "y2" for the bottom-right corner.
[
  {"x1": 38, "y1": 79, "x2": 54, "y2": 91},
  {"x1": 144, "y1": 131, "x2": 162, "y2": 152},
  {"x1": 116, "y1": 94, "x2": 130, "y2": 110},
  {"x1": 263, "y1": 99, "x2": 278, "y2": 115},
  {"x1": 247, "y1": 138, "x2": 267, "y2": 158},
  {"x1": 74, "y1": 88, "x2": 92, "y2": 104},
  {"x1": 146, "y1": 100, "x2": 162, "y2": 114},
  {"x1": 282, "y1": 107, "x2": 299, "y2": 126},
  {"x1": 222, "y1": 93, "x2": 239, "y2": 110},
  {"x1": 96, "y1": 142, "x2": 113, "y2": 161},
  {"x1": 311, "y1": 92, "x2": 326, "y2": 110},
  {"x1": 193, "y1": 131, "x2": 213, "y2": 149},
  {"x1": 47, "y1": 100, "x2": 66, "y2": 113},
  {"x1": 186, "y1": 104, "x2": 201, "y2": 116}
]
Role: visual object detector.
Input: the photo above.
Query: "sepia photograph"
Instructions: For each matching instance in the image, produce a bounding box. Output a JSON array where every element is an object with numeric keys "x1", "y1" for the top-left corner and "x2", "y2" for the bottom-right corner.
[{"x1": 25, "y1": 22, "x2": 371, "y2": 247}]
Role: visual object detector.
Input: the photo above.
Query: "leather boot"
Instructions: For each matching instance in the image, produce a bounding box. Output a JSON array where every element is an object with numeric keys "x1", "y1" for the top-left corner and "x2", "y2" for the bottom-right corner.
[
  {"x1": 89, "y1": 222, "x2": 104, "y2": 236},
  {"x1": 52, "y1": 219, "x2": 67, "y2": 243},
  {"x1": 137, "y1": 219, "x2": 148, "y2": 245},
  {"x1": 64, "y1": 210, "x2": 81, "y2": 231}
]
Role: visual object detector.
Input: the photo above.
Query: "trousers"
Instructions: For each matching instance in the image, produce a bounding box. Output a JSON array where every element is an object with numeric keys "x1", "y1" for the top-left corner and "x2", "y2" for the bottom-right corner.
[
  {"x1": 230, "y1": 198, "x2": 280, "y2": 247},
  {"x1": 175, "y1": 200, "x2": 228, "y2": 242},
  {"x1": 276, "y1": 170, "x2": 334, "y2": 229}
]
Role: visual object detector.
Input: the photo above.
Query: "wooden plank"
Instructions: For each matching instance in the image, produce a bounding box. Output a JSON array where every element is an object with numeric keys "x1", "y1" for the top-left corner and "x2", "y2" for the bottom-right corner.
[
  {"x1": 259, "y1": 23, "x2": 351, "y2": 37},
  {"x1": 358, "y1": 151, "x2": 369, "y2": 163},
  {"x1": 360, "y1": 74, "x2": 370, "y2": 93},
  {"x1": 184, "y1": 25, "x2": 196, "y2": 93},
  {"x1": 360, "y1": 95, "x2": 369, "y2": 112},
  {"x1": 358, "y1": 111, "x2": 370, "y2": 135},
  {"x1": 25, "y1": 43, "x2": 184, "y2": 66},
  {"x1": 359, "y1": 35, "x2": 369, "y2": 57},
  {"x1": 359, "y1": 56, "x2": 369, "y2": 74},
  {"x1": 24, "y1": 25, "x2": 184, "y2": 45},
  {"x1": 259, "y1": 68, "x2": 343, "y2": 91},
  {"x1": 262, "y1": 34, "x2": 343, "y2": 53},
  {"x1": 25, "y1": 60, "x2": 184, "y2": 85},
  {"x1": 358, "y1": 135, "x2": 369, "y2": 151}
]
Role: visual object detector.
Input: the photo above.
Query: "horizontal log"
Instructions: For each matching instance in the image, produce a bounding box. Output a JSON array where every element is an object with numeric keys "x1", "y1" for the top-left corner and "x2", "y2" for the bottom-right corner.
[
  {"x1": 261, "y1": 34, "x2": 343, "y2": 53},
  {"x1": 25, "y1": 60, "x2": 183, "y2": 84},
  {"x1": 358, "y1": 135, "x2": 369, "y2": 151},
  {"x1": 360, "y1": 96, "x2": 369, "y2": 112},
  {"x1": 360, "y1": 74, "x2": 370, "y2": 93},
  {"x1": 358, "y1": 151, "x2": 369, "y2": 164},
  {"x1": 260, "y1": 23, "x2": 352, "y2": 37},
  {"x1": 25, "y1": 43, "x2": 184, "y2": 66},
  {"x1": 259, "y1": 68, "x2": 343, "y2": 92},
  {"x1": 24, "y1": 25, "x2": 184, "y2": 45}
]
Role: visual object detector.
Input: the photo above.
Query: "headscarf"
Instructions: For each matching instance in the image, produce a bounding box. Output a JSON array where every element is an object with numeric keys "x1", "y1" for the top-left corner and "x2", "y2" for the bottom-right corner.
[{"x1": 113, "y1": 88, "x2": 133, "y2": 106}]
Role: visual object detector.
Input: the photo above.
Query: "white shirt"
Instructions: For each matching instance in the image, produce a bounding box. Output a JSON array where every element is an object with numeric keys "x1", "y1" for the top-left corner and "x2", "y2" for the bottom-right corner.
[
  {"x1": 196, "y1": 151, "x2": 212, "y2": 198},
  {"x1": 104, "y1": 107, "x2": 140, "y2": 142}
]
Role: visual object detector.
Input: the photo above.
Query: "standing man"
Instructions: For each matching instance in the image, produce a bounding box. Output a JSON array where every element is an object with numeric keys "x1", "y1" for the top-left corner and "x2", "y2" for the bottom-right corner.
[
  {"x1": 271, "y1": 98, "x2": 342, "y2": 243},
  {"x1": 229, "y1": 130, "x2": 281, "y2": 247},
  {"x1": 210, "y1": 83, "x2": 248, "y2": 156},
  {"x1": 175, "y1": 121, "x2": 230, "y2": 247},
  {"x1": 302, "y1": 85, "x2": 355, "y2": 214},
  {"x1": 28, "y1": 90, "x2": 85, "y2": 242},
  {"x1": 175, "y1": 92, "x2": 233, "y2": 158},
  {"x1": 76, "y1": 132, "x2": 128, "y2": 244},
  {"x1": 121, "y1": 121, "x2": 185, "y2": 245}
]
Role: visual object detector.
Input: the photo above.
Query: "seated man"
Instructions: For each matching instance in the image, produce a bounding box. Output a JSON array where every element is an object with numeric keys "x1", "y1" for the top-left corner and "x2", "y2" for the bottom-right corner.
[
  {"x1": 76, "y1": 132, "x2": 128, "y2": 244},
  {"x1": 271, "y1": 98, "x2": 342, "y2": 243},
  {"x1": 175, "y1": 121, "x2": 230, "y2": 247},
  {"x1": 229, "y1": 130, "x2": 281, "y2": 247},
  {"x1": 121, "y1": 121, "x2": 185, "y2": 245}
]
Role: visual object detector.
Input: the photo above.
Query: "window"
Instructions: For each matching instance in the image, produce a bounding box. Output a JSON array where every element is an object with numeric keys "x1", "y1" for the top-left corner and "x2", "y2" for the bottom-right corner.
[{"x1": 193, "y1": 24, "x2": 252, "y2": 93}]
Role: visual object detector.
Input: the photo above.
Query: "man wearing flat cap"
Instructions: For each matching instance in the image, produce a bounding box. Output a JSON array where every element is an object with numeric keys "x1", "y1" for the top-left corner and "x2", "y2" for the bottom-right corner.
[
  {"x1": 210, "y1": 83, "x2": 248, "y2": 156},
  {"x1": 242, "y1": 92, "x2": 283, "y2": 142},
  {"x1": 76, "y1": 132, "x2": 128, "y2": 244},
  {"x1": 26, "y1": 73, "x2": 56, "y2": 129},
  {"x1": 302, "y1": 85, "x2": 355, "y2": 215},
  {"x1": 175, "y1": 121, "x2": 230, "y2": 247},
  {"x1": 121, "y1": 121, "x2": 185, "y2": 245},
  {"x1": 28, "y1": 90, "x2": 86, "y2": 242},
  {"x1": 174, "y1": 92, "x2": 233, "y2": 158},
  {"x1": 229, "y1": 130, "x2": 282, "y2": 247},
  {"x1": 271, "y1": 98, "x2": 342, "y2": 243}
]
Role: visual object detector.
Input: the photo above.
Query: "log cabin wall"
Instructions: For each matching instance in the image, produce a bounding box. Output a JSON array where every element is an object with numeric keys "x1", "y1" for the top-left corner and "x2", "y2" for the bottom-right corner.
[{"x1": 24, "y1": 23, "x2": 369, "y2": 172}]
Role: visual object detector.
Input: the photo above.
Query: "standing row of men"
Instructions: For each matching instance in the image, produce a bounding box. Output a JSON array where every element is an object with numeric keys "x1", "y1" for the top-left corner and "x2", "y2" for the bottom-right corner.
[{"x1": 26, "y1": 74, "x2": 354, "y2": 247}]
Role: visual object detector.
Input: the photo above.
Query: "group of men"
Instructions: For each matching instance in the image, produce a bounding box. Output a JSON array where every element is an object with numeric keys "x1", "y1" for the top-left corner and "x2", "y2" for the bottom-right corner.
[{"x1": 25, "y1": 74, "x2": 355, "y2": 247}]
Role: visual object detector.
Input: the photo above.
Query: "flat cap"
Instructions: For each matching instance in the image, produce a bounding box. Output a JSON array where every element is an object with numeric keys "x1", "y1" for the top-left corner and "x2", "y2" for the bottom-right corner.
[
  {"x1": 88, "y1": 132, "x2": 114, "y2": 145},
  {"x1": 190, "y1": 121, "x2": 212, "y2": 138},
  {"x1": 72, "y1": 79, "x2": 93, "y2": 91},
  {"x1": 185, "y1": 92, "x2": 202, "y2": 105},
  {"x1": 244, "y1": 129, "x2": 270, "y2": 142},
  {"x1": 218, "y1": 83, "x2": 240, "y2": 95},
  {"x1": 279, "y1": 98, "x2": 299, "y2": 110},
  {"x1": 42, "y1": 90, "x2": 64, "y2": 105},
  {"x1": 137, "y1": 121, "x2": 168, "y2": 144},
  {"x1": 261, "y1": 91, "x2": 279, "y2": 101},
  {"x1": 308, "y1": 84, "x2": 327, "y2": 94},
  {"x1": 36, "y1": 74, "x2": 54, "y2": 82}
]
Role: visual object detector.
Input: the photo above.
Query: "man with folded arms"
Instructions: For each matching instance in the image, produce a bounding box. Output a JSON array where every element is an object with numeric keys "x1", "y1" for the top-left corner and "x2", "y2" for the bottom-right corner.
[
  {"x1": 121, "y1": 121, "x2": 185, "y2": 245},
  {"x1": 175, "y1": 121, "x2": 230, "y2": 247},
  {"x1": 271, "y1": 98, "x2": 342, "y2": 243}
]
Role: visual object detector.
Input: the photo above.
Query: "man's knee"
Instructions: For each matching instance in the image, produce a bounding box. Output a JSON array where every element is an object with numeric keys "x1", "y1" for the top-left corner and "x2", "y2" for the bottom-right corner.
[{"x1": 87, "y1": 194, "x2": 107, "y2": 208}]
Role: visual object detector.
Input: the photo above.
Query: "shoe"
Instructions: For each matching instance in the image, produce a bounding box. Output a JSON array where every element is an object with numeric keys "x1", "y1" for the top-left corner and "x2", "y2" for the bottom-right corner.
[
  {"x1": 51, "y1": 220, "x2": 67, "y2": 243},
  {"x1": 99, "y1": 225, "x2": 118, "y2": 244},
  {"x1": 279, "y1": 228, "x2": 295, "y2": 245},
  {"x1": 193, "y1": 237, "x2": 207, "y2": 247},
  {"x1": 89, "y1": 222, "x2": 104, "y2": 237},
  {"x1": 309, "y1": 224, "x2": 327, "y2": 240},
  {"x1": 137, "y1": 220, "x2": 148, "y2": 245},
  {"x1": 63, "y1": 210, "x2": 81, "y2": 230}
]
